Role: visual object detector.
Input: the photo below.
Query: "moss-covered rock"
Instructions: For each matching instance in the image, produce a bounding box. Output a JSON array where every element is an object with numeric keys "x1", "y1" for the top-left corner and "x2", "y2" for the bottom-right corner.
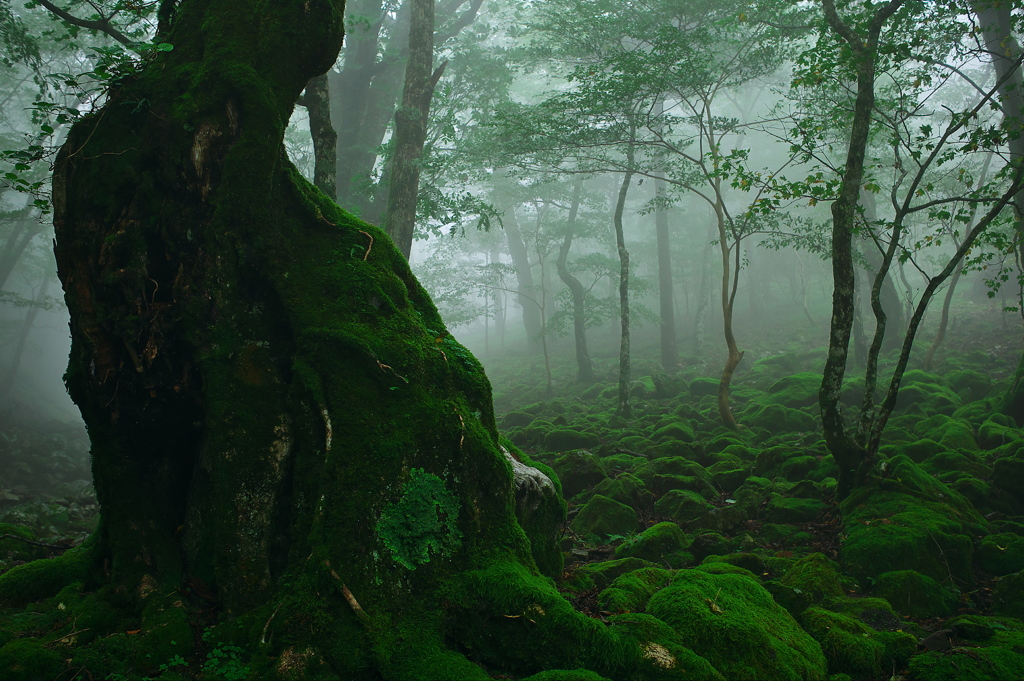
[
  {"x1": 599, "y1": 567, "x2": 674, "y2": 613},
  {"x1": 908, "y1": 616, "x2": 1024, "y2": 680},
  {"x1": 775, "y1": 553, "x2": 845, "y2": 615},
  {"x1": 689, "y1": 377, "x2": 719, "y2": 397},
  {"x1": 895, "y1": 381, "x2": 961, "y2": 416},
  {"x1": 646, "y1": 568, "x2": 826, "y2": 680},
  {"x1": 553, "y1": 451, "x2": 610, "y2": 500},
  {"x1": 654, "y1": 490, "x2": 714, "y2": 524},
  {"x1": 921, "y1": 449, "x2": 989, "y2": 479},
  {"x1": 744, "y1": 404, "x2": 817, "y2": 436},
  {"x1": 765, "y1": 497, "x2": 825, "y2": 523},
  {"x1": 976, "y1": 533, "x2": 1024, "y2": 576},
  {"x1": 0, "y1": 638, "x2": 65, "y2": 681},
  {"x1": 762, "y1": 373, "x2": 821, "y2": 409},
  {"x1": 799, "y1": 607, "x2": 907, "y2": 679},
  {"x1": 900, "y1": 438, "x2": 948, "y2": 463},
  {"x1": 706, "y1": 462, "x2": 752, "y2": 492},
  {"x1": 545, "y1": 429, "x2": 601, "y2": 452},
  {"x1": 501, "y1": 411, "x2": 535, "y2": 429},
  {"x1": 570, "y1": 495, "x2": 639, "y2": 540},
  {"x1": 992, "y1": 569, "x2": 1024, "y2": 617},
  {"x1": 588, "y1": 473, "x2": 653, "y2": 509},
  {"x1": 978, "y1": 413, "x2": 1024, "y2": 449},
  {"x1": 616, "y1": 522, "x2": 691, "y2": 568},
  {"x1": 840, "y1": 455, "x2": 984, "y2": 585},
  {"x1": 651, "y1": 422, "x2": 696, "y2": 444},
  {"x1": 872, "y1": 570, "x2": 958, "y2": 618},
  {"x1": 520, "y1": 671, "x2": 611, "y2": 681},
  {"x1": 991, "y1": 453, "x2": 1024, "y2": 505}
]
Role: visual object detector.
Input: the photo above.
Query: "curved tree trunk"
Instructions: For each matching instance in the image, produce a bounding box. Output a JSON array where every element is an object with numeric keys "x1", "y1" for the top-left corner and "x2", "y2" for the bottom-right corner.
[
  {"x1": 555, "y1": 179, "x2": 595, "y2": 383},
  {"x1": 3, "y1": 4, "x2": 679, "y2": 679}
]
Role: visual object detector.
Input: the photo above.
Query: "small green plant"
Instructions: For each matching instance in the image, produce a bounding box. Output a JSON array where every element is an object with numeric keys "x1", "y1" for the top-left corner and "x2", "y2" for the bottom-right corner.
[
  {"x1": 199, "y1": 631, "x2": 250, "y2": 681},
  {"x1": 157, "y1": 654, "x2": 187, "y2": 673}
]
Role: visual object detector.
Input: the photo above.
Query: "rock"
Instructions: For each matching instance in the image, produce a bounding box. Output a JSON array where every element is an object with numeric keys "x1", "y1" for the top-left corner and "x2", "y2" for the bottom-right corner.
[
  {"x1": 873, "y1": 570, "x2": 958, "y2": 618},
  {"x1": 976, "y1": 533, "x2": 1024, "y2": 576},
  {"x1": 765, "y1": 497, "x2": 825, "y2": 523},
  {"x1": 599, "y1": 566, "x2": 674, "y2": 613},
  {"x1": 615, "y1": 522, "x2": 690, "y2": 567},
  {"x1": 570, "y1": 494, "x2": 639, "y2": 540},
  {"x1": 552, "y1": 451, "x2": 608, "y2": 499}
]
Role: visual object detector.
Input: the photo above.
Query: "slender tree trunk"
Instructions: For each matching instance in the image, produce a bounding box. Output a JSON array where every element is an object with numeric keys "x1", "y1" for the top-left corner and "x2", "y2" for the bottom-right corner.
[
  {"x1": 614, "y1": 152, "x2": 635, "y2": 418},
  {"x1": 693, "y1": 234, "x2": 713, "y2": 359},
  {"x1": 923, "y1": 266, "x2": 962, "y2": 371},
  {"x1": 384, "y1": 0, "x2": 444, "y2": 259},
  {"x1": 0, "y1": 216, "x2": 42, "y2": 290},
  {"x1": 555, "y1": 179, "x2": 595, "y2": 383},
  {"x1": 503, "y1": 205, "x2": 543, "y2": 354},
  {"x1": 819, "y1": 0, "x2": 904, "y2": 499},
  {"x1": 715, "y1": 198, "x2": 743, "y2": 431},
  {"x1": 300, "y1": 73, "x2": 338, "y2": 196},
  {"x1": 655, "y1": 175, "x2": 678, "y2": 370},
  {"x1": 0, "y1": 276, "x2": 50, "y2": 401}
]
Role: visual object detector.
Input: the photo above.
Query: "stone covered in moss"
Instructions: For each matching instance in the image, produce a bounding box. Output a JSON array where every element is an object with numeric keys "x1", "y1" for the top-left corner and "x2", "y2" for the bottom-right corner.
[
  {"x1": 567, "y1": 557, "x2": 659, "y2": 592},
  {"x1": 520, "y1": 671, "x2": 611, "y2": 681},
  {"x1": 654, "y1": 490, "x2": 714, "y2": 524},
  {"x1": 775, "y1": 553, "x2": 845, "y2": 615},
  {"x1": 873, "y1": 570, "x2": 957, "y2": 618},
  {"x1": 651, "y1": 422, "x2": 696, "y2": 444},
  {"x1": 799, "y1": 606, "x2": 911, "y2": 679},
  {"x1": 0, "y1": 638, "x2": 65, "y2": 681},
  {"x1": 992, "y1": 569, "x2": 1024, "y2": 616},
  {"x1": 615, "y1": 522, "x2": 691, "y2": 567},
  {"x1": 765, "y1": 497, "x2": 826, "y2": 523},
  {"x1": 545, "y1": 429, "x2": 601, "y2": 453},
  {"x1": 570, "y1": 495, "x2": 639, "y2": 540},
  {"x1": 975, "y1": 533, "x2": 1024, "y2": 576},
  {"x1": 978, "y1": 413, "x2": 1023, "y2": 449},
  {"x1": 646, "y1": 567, "x2": 826, "y2": 680},
  {"x1": 762, "y1": 373, "x2": 821, "y2": 409},
  {"x1": 588, "y1": 473, "x2": 652, "y2": 509},
  {"x1": 553, "y1": 451, "x2": 610, "y2": 499},
  {"x1": 840, "y1": 455, "x2": 984, "y2": 585},
  {"x1": 908, "y1": 615, "x2": 1024, "y2": 680},
  {"x1": 599, "y1": 567, "x2": 674, "y2": 613},
  {"x1": 744, "y1": 404, "x2": 817, "y2": 436}
]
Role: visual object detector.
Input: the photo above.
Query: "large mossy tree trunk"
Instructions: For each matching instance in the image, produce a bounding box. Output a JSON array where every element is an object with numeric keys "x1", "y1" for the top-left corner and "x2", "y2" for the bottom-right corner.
[{"x1": 11, "y1": 3, "x2": 673, "y2": 679}]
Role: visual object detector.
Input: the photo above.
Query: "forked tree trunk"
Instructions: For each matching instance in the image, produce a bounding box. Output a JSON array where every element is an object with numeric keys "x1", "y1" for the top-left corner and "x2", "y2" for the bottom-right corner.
[
  {"x1": 613, "y1": 153, "x2": 635, "y2": 418},
  {"x1": 555, "y1": 179, "x2": 595, "y2": 383},
  {"x1": 4, "y1": 3, "x2": 680, "y2": 679}
]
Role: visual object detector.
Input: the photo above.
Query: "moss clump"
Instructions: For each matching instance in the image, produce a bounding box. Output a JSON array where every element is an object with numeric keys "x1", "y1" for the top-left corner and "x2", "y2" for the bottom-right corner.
[
  {"x1": 646, "y1": 567, "x2": 826, "y2": 680},
  {"x1": 376, "y1": 468, "x2": 463, "y2": 570},
  {"x1": 799, "y1": 607, "x2": 893, "y2": 679},
  {"x1": 762, "y1": 373, "x2": 821, "y2": 409},
  {"x1": 615, "y1": 522, "x2": 690, "y2": 567},
  {"x1": 545, "y1": 429, "x2": 600, "y2": 452},
  {"x1": 978, "y1": 413, "x2": 1023, "y2": 449},
  {"x1": 553, "y1": 451, "x2": 610, "y2": 499},
  {"x1": 567, "y1": 557, "x2": 658, "y2": 592},
  {"x1": 520, "y1": 671, "x2": 612, "y2": 681},
  {"x1": 976, "y1": 533, "x2": 1024, "y2": 576},
  {"x1": 654, "y1": 490, "x2": 714, "y2": 524},
  {"x1": 651, "y1": 422, "x2": 696, "y2": 444},
  {"x1": 589, "y1": 474, "x2": 652, "y2": 509},
  {"x1": 689, "y1": 377, "x2": 719, "y2": 397},
  {"x1": 570, "y1": 495, "x2": 639, "y2": 540},
  {"x1": 774, "y1": 553, "x2": 845, "y2": 615},
  {"x1": 0, "y1": 638, "x2": 64, "y2": 681},
  {"x1": 0, "y1": 536, "x2": 97, "y2": 607},
  {"x1": 765, "y1": 497, "x2": 825, "y2": 523},
  {"x1": 599, "y1": 567, "x2": 674, "y2": 613},
  {"x1": 873, "y1": 570, "x2": 957, "y2": 619},
  {"x1": 840, "y1": 455, "x2": 984, "y2": 585},
  {"x1": 744, "y1": 404, "x2": 817, "y2": 436},
  {"x1": 992, "y1": 570, "x2": 1024, "y2": 616}
]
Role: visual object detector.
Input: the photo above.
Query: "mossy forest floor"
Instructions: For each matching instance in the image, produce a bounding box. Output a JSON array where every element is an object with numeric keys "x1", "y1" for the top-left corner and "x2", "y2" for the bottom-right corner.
[{"x1": 4, "y1": 300, "x2": 1024, "y2": 680}]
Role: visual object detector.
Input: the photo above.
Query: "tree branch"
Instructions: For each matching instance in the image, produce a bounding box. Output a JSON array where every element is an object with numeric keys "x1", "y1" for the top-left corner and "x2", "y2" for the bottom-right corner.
[{"x1": 35, "y1": 0, "x2": 134, "y2": 48}]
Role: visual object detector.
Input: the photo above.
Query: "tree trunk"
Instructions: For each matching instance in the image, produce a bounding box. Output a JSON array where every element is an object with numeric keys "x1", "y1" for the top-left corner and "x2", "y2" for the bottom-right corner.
[
  {"x1": 655, "y1": 174, "x2": 678, "y2": 371},
  {"x1": 384, "y1": 0, "x2": 444, "y2": 259},
  {"x1": 8, "y1": 4, "x2": 663, "y2": 678},
  {"x1": 0, "y1": 275, "x2": 50, "y2": 401},
  {"x1": 503, "y1": 204, "x2": 543, "y2": 354},
  {"x1": 300, "y1": 73, "x2": 338, "y2": 196},
  {"x1": 715, "y1": 201, "x2": 743, "y2": 431},
  {"x1": 923, "y1": 266, "x2": 962, "y2": 371},
  {"x1": 819, "y1": 0, "x2": 904, "y2": 499},
  {"x1": 555, "y1": 179, "x2": 595, "y2": 383},
  {"x1": 614, "y1": 156, "x2": 634, "y2": 419}
]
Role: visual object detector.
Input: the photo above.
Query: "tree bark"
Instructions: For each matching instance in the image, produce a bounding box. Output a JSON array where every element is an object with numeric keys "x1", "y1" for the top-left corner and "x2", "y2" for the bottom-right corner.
[
  {"x1": 503, "y1": 202, "x2": 543, "y2": 354},
  {"x1": 300, "y1": 73, "x2": 338, "y2": 196},
  {"x1": 384, "y1": 0, "x2": 444, "y2": 259},
  {"x1": 555, "y1": 179, "x2": 595, "y2": 383},
  {"x1": 614, "y1": 152, "x2": 634, "y2": 419},
  {"x1": 655, "y1": 174, "x2": 678, "y2": 371},
  {"x1": 818, "y1": 0, "x2": 904, "y2": 499},
  {"x1": 16, "y1": 4, "x2": 637, "y2": 678}
]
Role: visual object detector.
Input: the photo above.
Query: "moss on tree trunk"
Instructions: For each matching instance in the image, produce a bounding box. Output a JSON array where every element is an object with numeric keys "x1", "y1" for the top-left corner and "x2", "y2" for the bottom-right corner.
[{"x1": 0, "y1": 2, "x2": 673, "y2": 679}]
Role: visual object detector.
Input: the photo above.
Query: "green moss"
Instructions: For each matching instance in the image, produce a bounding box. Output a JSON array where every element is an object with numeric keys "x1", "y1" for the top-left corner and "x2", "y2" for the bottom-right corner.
[
  {"x1": 651, "y1": 423, "x2": 696, "y2": 444},
  {"x1": 654, "y1": 490, "x2": 713, "y2": 524},
  {"x1": 520, "y1": 671, "x2": 611, "y2": 681},
  {"x1": 900, "y1": 438, "x2": 947, "y2": 463},
  {"x1": 0, "y1": 536, "x2": 97, "y2": 607},
  {"x1": 975, "y1": 533, "x2": 1024, "y2": 576},
  {"x1": 992, "y1": 570, "x2": 1024, "y2": 616},
  {"x1": 615, "y1": 523, "x2": 690, "y2": 567},
  {"x1": 799, "y1": 607, "x2": 892, "y2": 678},
  {"x1": 775, "y1": 553, "x2": 845, "y2": 615},
  {"x1": 840, "y1": 455, "x2": 984, "y2": 585},
  {"x1": 600, "y1": 567, "x2": 674, "y2": 613},
  {"x1": 570, "y1": 495, "x2": 639, "y2": 540},
  {"x1": 765, "y1": 497, "x2": 825, "y2": 523},
  {"x1": 761, "y1": 373, "x2": 821, "y2": 409},
  {"x1": 376, "y1": 468, "x2": 463, "y2": 570},
  {"x1": 646, "y1": 568, "x2": 826, "y2": 680},
  {"x1": 589, "y1": 474, "x2": 652, "y2": 509},
  {"x1": 689, "y1": 377, "x2": 719, "y2": 397},
  {"x1": 568, "y1": 557, "x2": 659, "y2": 592},
  {"x1": 545, "y1": 429, "x2": 601, "y2": 452},
  {"x1": 553, "y1": 451, "x2": 610, "y2": 499},
  {"x1": 872, "y1": 570, "x2": 957, "y2": 618},
  {"x1": 0, "y1": 638, "x2": 65, "y2": 681},
  {"x1": 743, "y1": 404, "x2": 817, "y2": 436},
  {"x1": 909, "y1": 644, "x2": 1024, "y2": 680}
]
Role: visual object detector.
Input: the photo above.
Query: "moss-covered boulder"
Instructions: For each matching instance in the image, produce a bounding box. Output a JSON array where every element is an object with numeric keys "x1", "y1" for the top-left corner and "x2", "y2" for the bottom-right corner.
[
  {"x1": 908, "y1": 615, "x2": 1024, "y2": 681},
  {"x1": 991, "y1": 569, "x2": 1024, "y2": 617},
  {"x1": 570, "y1": 495, "x2": 639, "y2": 540},
  {"x1": 840, "y1": 455, "x2": 985, "y2": 585},
  {"x1": 648, "y1": 473, "x2": 717, "y2": 500},
  {"x1": 651, "y1": 422, "x2": 696, "y2": 444},
  {"x1": 545, "y1": 429, "x2": 601, "y2": 453},
  {"x1": 566, "y1": 557, "x2": 658, "y2": 592},
  {"x1": 765, "y1": 497, "x2": 825, "y2": 523},
  {"x1": 707, "y1": 462, "x2": 752, "y2": 492},
  {"x1": 689, "y1": 377, "x2": 719, "y2": 397},
  {"x1": 774, "y1": 553, "x2": 845, "y2": 615},
  {"x1": 799, "y1": 607, "x2": 913, "y2": 679},
  {"x1": 978, "y1": 413, "x2": 1024, "y2": 450},
  {"x1": 900, "y1": 438, "x2": 948, "y2": 463},
  {"x1": 744, "y1": 404, "x2": 817, "y2": 435},
  {"x1": 654, "y1": 490, "x2": 714, "y2": 524},
  {"x1": 873, "y1": 570, "x2": 958, "y2": 618},
  {"x1": 921, "y1": 449, "x2": 989, "y2": 479},
  {"x1": 895, "y1": 381, "x2": 961, "y2": 416},
  {"x1": 616, "y1": 522, "x2": 691, "y2": 567},
  {"x1": 552, "y1": 451, "x2": 609, "y2": 500},
  {"x1": 0, "y1": 638, "x2": 65, "y2": 681},
  {"x1": 646, "y1": 568, "x2": 826, "y2": 680},
  {"x1": 991, "y1": 453, "x2": 1024, "y2": 505},
  {"x1": 520, "y1": 671, "x2": 611, "y2": 681},
  {"x1": 761, "y1": 373, "x2": 821, "y2": 409},
  {"x1": 946, "y1": 368, "x2": 992, "y2": 402},
  {"x1": 599, "y1": 567, "x2": 674, "y2": 613},
  {"x1": 976, "y1": 532, "x2": 1024, "y2": 576},
  {"x1": 633, "y1": 457, "x2": 711, "y2": 489},
  {"x1": 588, "y1": 473, "x2": 652, "y2": 509},
  {"x1": 501, "y1": 411, "x2": 535, "y2": 428}
]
